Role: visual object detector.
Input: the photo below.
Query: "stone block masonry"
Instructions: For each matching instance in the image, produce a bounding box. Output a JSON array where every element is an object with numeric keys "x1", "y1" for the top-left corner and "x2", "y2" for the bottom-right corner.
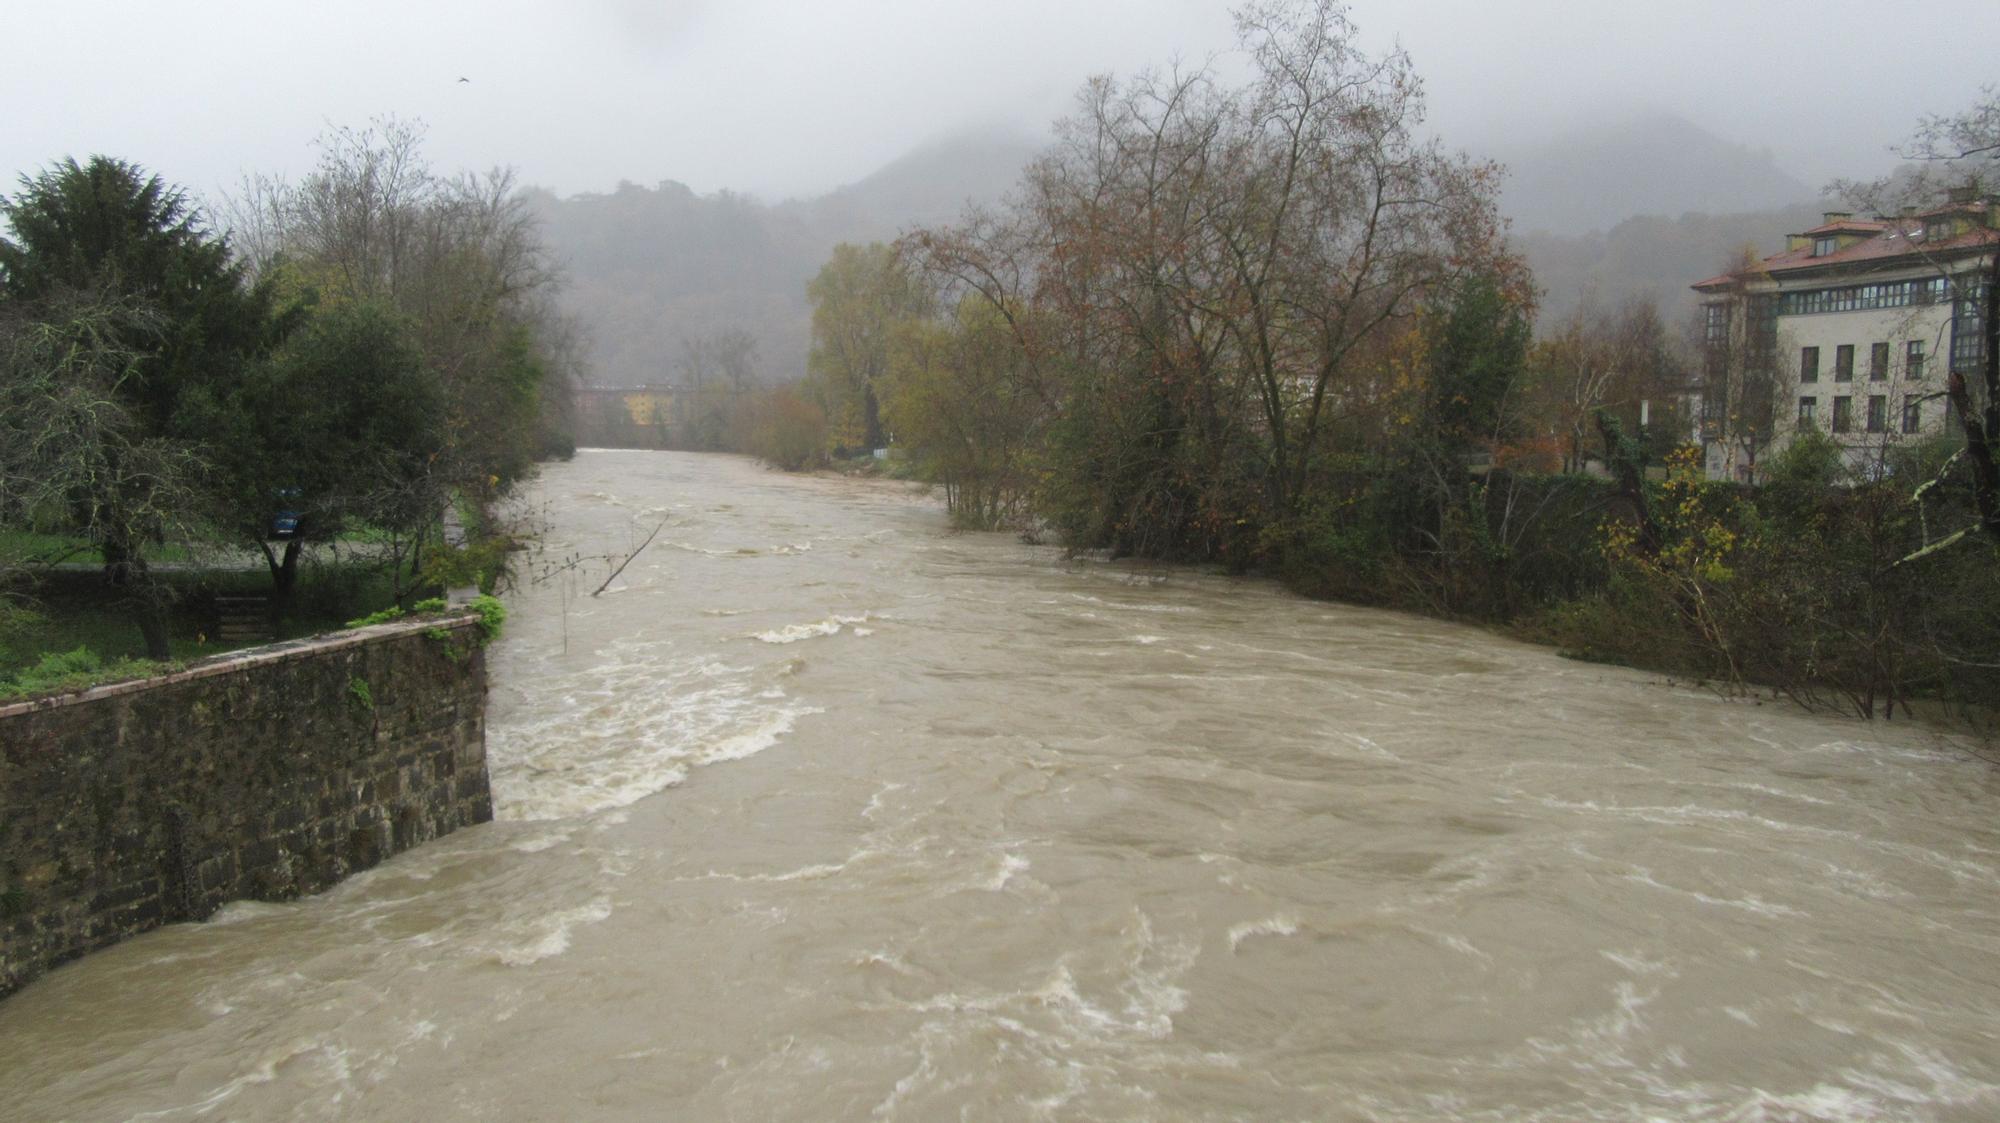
[{"x1": 0, "y1": 613, "x2": 493, "y2": 1000}]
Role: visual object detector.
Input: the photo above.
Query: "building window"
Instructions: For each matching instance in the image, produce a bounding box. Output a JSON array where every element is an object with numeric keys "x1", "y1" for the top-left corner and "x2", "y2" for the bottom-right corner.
[
  {"x1": 1798, "y1": 396, "x2": 1817, "y2": 427},
  {"x1": 1801, "y1": 346, "x2": 1820, "y2": 383},
  {"x1": 1832, "y1": 396, "x2": 1854, "y2": 433},
  {"x1": 1925, "y1": 218, "x2": 1952, "y2": 244},
  {"x1": 1834, "y1": 344, "x2": 1854, "y2": 381},
  {"x1": 1813, "y1": 235, "x2": 1837, "y2": 256},
  {"x1": 1907, "y1": 340, "x2": 1926, "y2": 379},
  {"x1": 1869, "y1": 341, "x2": 1889, "y2": 380},
  {"x1": 1776, "y1": 277, "x2": 1948, "y2": 316},
  {"x1": 1703, "y1": 303, "x2": 1730, "y2": 348},
  {"x1": 1866, "y1": 395, "x2": 1887, "y2": 433},
  {"x1": 1954, "y1": 280, "x2": 1987, "y2": 373},
  {"x1": 1902, "y1": 399, "x2": 1922, "y2": 434}
]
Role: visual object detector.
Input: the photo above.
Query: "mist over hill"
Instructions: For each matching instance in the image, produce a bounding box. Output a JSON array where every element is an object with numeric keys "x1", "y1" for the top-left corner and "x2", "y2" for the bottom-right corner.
[
  {"x1": 534, "y1": 113, "x2": 1829, "y2": 389},
  {"x1": 811, "y1": 130, "x2": 1045, "y2": 232},
  {"x1": 1514, "y1": 201, "x2": 1832, "y2": 330},
  {"x1": 1494, "y1": 111, "x2": 1815, "y2": 236},
  {"x1": 1495, "y1": 111, "x2": 1825, "y2": 329},
  {"x1": 527, "y1": 181, "x2": 820, "y2": 391},
  {"x1": 528, "y1": 130, "x2": 1039, "y2": 389}
]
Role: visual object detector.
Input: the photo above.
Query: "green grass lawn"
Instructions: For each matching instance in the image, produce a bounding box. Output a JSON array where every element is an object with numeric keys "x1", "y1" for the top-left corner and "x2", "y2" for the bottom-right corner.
[
  {"x1": 2, "y1": 556, "x2": 419, "y2": 688},
  {"x1": 0, "y1": 528, "x2": 398, "y2": 570},
  {"x1": 0, "y1": 529, "x2": 114, "y2": 566}
]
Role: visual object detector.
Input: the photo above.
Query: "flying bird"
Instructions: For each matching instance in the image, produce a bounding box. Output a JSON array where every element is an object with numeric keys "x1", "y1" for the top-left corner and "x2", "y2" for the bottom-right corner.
[{"x1": 458, "y1": 76, "x2": 470, "y2": 83}]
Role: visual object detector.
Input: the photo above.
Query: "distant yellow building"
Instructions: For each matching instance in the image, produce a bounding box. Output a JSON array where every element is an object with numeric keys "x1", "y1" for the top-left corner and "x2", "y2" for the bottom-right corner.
[
  {"x1": 620, "y1": 386, "x2": 677, "y2": 426},
  {"x1": 574, "y1": 384, "x2": 680, "y2": 446}
]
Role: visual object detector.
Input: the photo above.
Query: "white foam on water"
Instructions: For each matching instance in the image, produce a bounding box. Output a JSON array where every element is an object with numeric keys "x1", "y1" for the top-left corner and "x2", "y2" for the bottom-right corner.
[
  {"x1": 751, "y1": 613, "x2": 871, "y2": 644},
  {"x1": 1109, "y1": 912, "x2": 1195, "y2": 1040},
  {"x1": 1325, "y1": 730, "x2": 1399, "y2": 760},
  {"x1": 123, "y1": 1063, "x2": 275, "y2": 1120},
  {"x1": 667, "y1": 541, "x2": 746, "y2": 557},
  {"x1": 1620, "y1": 867, "x2": 1809, "y2": 918},
  {"x1": 893, "y1": 912, "x2": 1196, "y2": 1051},
  {"x1": 685, "y1": 851, "x2": 870, "y2": 884},
  {"x1": 1227, "y1": 915, "x2": 1299, "y2": 952},
  {"x1": 1813, "y1": 860, "x2": 1905, "y2": 901},
  {"x1": 1531, "y1": 795, "x2": 1846, "y2": 842},
  {"x1": 986, "y1": 852, "x2": 1031, "y2": 891},
  {"x1": 1067, "y1": 593, "x2": 1195, "y2": 614},
  {"x1": 489, "y1": 646, "x2": 820, "y2": 820},
  {"x1": 696, "y1": 703, "x2": 823, "y2": 766},
  {"x1": 207, "y1": 900, "x2": 294, "y2": 926},
  {"x1": 509, "y1": 826, "x2": 577, "y2": 853},
  {"x1": 1524, "y1": 979, "x2": 1659, "y2": 1073},
  {"x1": 871, "y1": 1024, "x2": 944, "y2": 1120},
  {"x1": 1725, "y1": 1045, "x2": 2000, "y2": 1122},
  {"x1": 1132, "y1": 635, "x2": 1166, "y2": 645},
  {"x1": 1599, "y1": 949, "x2": 1675, "y2": 976},
  {"x1": 473, "y1": 896, "x2": 613, "y2": 967},
  {"x1": 862, "y1": 782, "x2": 907, "y2": 821}
]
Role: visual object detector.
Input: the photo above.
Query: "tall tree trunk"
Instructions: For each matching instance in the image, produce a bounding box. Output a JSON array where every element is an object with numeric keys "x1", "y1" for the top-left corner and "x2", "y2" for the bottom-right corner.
[
  {"x1": 103, "y1": 525, "x2": 172, "y2": 659},
  {"x1": 260, "y1": 538, "x2": 304, "y2": 621},
  {"x1": 1597, "y1": 410, "x2": 1660, "y2": 556},
  {"x1": 863, "y1": 384, "x2": 884, "y2": 451},
  {"x1": 134, "y1": 597, "x2": 171, "y2": 661}
]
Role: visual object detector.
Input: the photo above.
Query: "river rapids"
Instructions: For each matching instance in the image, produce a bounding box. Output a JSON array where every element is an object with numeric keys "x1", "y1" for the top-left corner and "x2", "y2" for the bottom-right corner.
[{"x1": 3, "y1": 449, "x2": 1998, "y2": 1121}]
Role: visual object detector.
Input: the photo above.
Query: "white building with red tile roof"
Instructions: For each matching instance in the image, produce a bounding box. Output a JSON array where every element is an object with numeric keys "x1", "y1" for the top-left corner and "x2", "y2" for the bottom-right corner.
[{"x1": 1690, "y1": 186, "x2": 1997, "y2": 481}]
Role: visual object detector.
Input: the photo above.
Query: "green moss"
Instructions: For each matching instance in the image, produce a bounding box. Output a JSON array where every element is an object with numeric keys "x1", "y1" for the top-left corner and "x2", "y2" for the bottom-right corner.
[
  {"x1": 0, "y1": 646, "x2": 171, "y2": 702},
  {"x1": 468, "y1": 595, "x2": 506, "y2": 644},
  {"x1": 344, "y1": 597, "x2": 447, "y2": 631},
  {"x1": 347, "y1": 676, "x2": 374, "y2": 711}
]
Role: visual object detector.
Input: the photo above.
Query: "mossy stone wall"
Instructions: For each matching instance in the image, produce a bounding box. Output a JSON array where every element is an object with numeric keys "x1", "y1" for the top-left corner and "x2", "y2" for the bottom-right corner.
[{"x1": 0, "y1": 613, "x2": 492, "y2": 999}]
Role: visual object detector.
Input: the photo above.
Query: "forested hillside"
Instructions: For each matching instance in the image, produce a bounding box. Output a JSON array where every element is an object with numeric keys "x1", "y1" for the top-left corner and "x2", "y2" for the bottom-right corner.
[
  {"x1": 1496, "y1": 111, "x2": 1812, "y2": 235},
  {"x1": 1516, "y1": 201, "x2": 1829, "y2": 328},
  {"x1": 528, "y1": 131, "x2": 1040, "y2": 388}
]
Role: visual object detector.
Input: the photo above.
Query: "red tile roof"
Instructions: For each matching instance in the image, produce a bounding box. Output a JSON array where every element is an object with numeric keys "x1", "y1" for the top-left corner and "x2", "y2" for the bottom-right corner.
[
  {"x1": 1798, "y1": 219, "x2": 1888, "y2": 237},
  {"x1": 1693, "y1": 220, "x2": 1999, "y2": 292}
]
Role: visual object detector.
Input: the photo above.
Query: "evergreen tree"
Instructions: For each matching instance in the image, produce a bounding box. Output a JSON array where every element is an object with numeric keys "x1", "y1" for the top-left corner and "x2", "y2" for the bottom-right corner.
[
  {"x1": 0, "y1": 157, "x2": 286, "y2": 655},
  {"x1": 0, "y1": 156, "x2": 286, "y2": 436},
  {"x1": 1424, "y1": 273, "x2": 1531, "y2": 454}
]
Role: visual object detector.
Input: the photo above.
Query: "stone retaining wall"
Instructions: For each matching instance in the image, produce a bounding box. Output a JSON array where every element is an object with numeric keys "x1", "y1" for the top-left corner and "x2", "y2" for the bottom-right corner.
[{"x1": 0, "y1": 613, "x2": 493, "y2": 999}]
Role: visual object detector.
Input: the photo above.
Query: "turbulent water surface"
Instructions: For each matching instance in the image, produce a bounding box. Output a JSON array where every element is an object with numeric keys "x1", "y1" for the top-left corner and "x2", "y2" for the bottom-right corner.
[{"x1": 4, "y1": 450, "x2": 1999, "y2": 1121}]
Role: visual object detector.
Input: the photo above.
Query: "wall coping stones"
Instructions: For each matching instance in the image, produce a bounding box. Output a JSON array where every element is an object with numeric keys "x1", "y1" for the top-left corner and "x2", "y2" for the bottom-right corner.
[{"x1": 0, "y1": 612, "x2": 482, "y2": 720}]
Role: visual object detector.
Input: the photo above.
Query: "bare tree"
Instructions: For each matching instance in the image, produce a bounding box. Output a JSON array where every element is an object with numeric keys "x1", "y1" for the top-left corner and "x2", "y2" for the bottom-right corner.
[
  {"x1": 1835, "y1": 90, "x2": 2000, "y2": 546},
  {"x1": 0, "y1": 295, "x2": 194, "y2": 655},
  {"x1": 221, "y1": 116, "x2": 566, "y2": 496},
  {"x1": 905, "y1": 0, "x2": 1512, "y2": 557}
]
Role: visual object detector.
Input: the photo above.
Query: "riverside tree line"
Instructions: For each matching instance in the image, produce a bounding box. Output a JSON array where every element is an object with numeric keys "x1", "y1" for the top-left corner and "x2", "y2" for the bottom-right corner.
[
  {"x1": 770, "y1": 1, "x2": 2000, "y2": 725},
  {"x1": 1, "y1": 119, "x2": 577, "y2": 664}
]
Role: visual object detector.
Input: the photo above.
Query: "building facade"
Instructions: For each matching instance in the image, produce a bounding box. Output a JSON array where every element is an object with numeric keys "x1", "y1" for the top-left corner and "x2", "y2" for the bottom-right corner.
[{"x1": 1692, "y1": 187, "x2": 1996, "y2": 482}]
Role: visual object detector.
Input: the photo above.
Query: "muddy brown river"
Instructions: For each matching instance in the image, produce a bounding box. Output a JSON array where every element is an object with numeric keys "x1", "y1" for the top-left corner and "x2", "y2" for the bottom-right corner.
[{"x1": 3, "y1": 449, "x2": 1998, "y2": 1121}]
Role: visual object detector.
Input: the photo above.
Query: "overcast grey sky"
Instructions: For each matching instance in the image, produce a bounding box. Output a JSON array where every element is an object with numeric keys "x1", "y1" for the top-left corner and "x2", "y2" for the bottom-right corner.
[{"x1": 4, "y1": 0, "x2": 1995, "y2": 204}]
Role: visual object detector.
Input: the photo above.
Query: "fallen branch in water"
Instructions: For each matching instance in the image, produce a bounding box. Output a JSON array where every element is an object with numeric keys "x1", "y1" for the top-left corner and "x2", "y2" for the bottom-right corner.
[{"x1": 592, "y1": 520, "x2": 666, "y2": 597}]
